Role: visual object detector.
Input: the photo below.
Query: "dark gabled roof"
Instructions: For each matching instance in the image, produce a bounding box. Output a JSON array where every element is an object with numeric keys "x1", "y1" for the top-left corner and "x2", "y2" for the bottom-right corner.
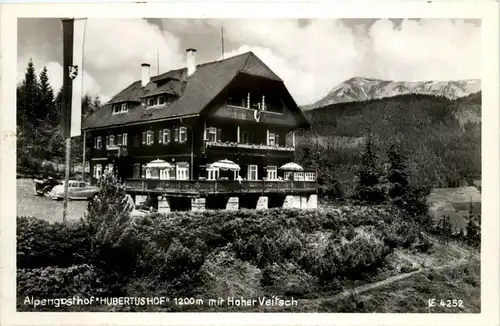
[
  {"x1": 107, "y1": 80, "x2": 143, "y2": 105},
  {"x1": 83, "y1": 51, "x2": 291, "y2": 130}
]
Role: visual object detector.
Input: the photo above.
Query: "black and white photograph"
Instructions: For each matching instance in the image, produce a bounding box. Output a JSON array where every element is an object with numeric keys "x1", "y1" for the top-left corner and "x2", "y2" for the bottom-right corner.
[{"x1": 1, "y1": 2, "x2": 499, "y2": 325}]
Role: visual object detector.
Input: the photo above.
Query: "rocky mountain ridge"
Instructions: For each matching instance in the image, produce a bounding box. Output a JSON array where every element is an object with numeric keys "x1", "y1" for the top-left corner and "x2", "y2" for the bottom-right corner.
[{"x1": 303, "y1": 77, "x2": 481, "y2": 110}]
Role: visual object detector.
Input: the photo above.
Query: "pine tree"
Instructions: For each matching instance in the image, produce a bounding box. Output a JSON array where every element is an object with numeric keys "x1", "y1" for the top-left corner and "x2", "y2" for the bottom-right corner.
[
  {"x1": 18, "y1": 59, "x2": 40, "y2": 129},
  {"x1": 387, "y1": 143, "x2": 409, "y2": 207},
  {"x1": 355, "y1": 135, "x2": 386, "y2": 204},
  {"x1": 38, "y1": 66, "x2": 55, "y2": 124},
  {"x1": 17, "y1": 59, "x2": 41, "y2": 169}
]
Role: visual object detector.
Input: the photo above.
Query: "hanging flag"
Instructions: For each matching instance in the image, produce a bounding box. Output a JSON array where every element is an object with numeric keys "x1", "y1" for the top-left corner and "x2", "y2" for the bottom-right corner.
[{"x1": 61, "y1": 18, "x2": 86, "y2": 138}]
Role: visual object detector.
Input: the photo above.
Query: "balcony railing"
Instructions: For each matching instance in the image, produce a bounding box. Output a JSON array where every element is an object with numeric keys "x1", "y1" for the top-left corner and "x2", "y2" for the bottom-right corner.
[
  {"x1": 205, "y1": 141, "x2": 295, "y2": 152},
  {"x1": 125, "y1": 178, "x2": 317, "y2": 194}
]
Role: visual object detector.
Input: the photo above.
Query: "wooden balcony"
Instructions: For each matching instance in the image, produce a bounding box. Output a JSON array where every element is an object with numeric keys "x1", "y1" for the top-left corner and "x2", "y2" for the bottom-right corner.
[
  {"x1": 205, "y1": 141, "x2": 295, "y2": 152},
  {"x1": 125, "y1": 178, "x2": 317, "y2": 196}
]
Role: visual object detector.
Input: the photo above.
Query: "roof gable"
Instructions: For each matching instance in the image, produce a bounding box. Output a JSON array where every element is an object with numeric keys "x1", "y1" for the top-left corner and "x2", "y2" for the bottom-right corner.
[{"x1": 83, "y1": 52, "x2": 295, "y2": 130}]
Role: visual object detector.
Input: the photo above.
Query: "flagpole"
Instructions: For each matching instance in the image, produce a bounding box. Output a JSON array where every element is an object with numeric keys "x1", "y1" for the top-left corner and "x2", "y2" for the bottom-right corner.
[
  {"x1": 63, "y1": 138, "x2": 71, "y2": 223},
  {"x1": 82, "y1": 130, "x2": 86, "y2": 182}
]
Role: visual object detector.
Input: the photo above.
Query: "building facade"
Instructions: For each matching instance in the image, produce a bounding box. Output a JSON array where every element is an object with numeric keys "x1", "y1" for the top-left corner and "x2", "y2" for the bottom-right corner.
[{"x1": 83, "y1": 50, "x2": 317, "y2": 212}]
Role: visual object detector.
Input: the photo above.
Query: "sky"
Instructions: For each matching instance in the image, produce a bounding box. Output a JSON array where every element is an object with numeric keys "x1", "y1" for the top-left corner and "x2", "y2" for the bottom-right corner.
[{"x1": 17, "y1": 18, "x2": 481, "y2": 106}]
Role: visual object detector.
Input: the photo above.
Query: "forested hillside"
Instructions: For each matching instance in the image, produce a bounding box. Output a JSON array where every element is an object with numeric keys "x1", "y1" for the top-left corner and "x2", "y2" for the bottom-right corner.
[
  {"x1": 297, "y1": 93, "x2": 481, "y2": 197},
  {"x1": 17, "y1": 59, "x2": 102, "y2": 176}
]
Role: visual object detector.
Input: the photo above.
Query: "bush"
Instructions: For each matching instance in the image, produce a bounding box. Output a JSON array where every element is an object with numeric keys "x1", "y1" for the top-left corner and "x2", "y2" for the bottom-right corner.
[
  {"x1": 318, "y1": 226, "x2": 391, "y2": 282},
  {"x1": 17, "y1": 217, "x2": 90, "y2": 269},
  {"x1": 198, "y1": 249, "x2": 262, "y2": 299},
  {"x1": 261, "y1": 262, "x2": 316, "y2": 298},
  {"x1": 17, "y1": 264, "x2": 104, "y2": 301}
]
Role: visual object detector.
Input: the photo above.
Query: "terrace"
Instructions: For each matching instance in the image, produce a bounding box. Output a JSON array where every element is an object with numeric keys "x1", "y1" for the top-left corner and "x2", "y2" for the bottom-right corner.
[{"x1": 124, "y1": 178, "x2": 317, "y2": 196}]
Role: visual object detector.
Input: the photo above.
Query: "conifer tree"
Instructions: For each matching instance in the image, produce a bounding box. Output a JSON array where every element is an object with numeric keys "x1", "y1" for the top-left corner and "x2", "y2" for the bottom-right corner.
[
  {"x1": 387, "y1": 143, "x2": 409, "y2": 207},
  {"x1": 355, "y1": 135, "x2": 386, "y2": 204},
  {"x1": 18, "y1": 59, "x2": 40, "y2": 129}
]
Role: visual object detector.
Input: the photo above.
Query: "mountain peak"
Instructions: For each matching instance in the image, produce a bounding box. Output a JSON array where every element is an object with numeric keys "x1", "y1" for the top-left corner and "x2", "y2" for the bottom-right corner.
[{"x1": 303, "y1": 77, "x2": 481, "y2": 110}]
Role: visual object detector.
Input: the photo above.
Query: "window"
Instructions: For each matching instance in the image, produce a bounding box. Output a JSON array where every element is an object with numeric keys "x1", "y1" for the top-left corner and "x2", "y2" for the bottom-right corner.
[
  {"x1": 158, "y1": 96, "x2": 165, "y2": 105},
  {"x1": 113, "y1": 105, "x2": 120, "y2": 114},
  {"x1": 160, "y1": 168, "x2": 170, "y2": 180},
  {"x1": 133, "y1": 134, "x2": 140, "y2": 147},
  {"x1": 146, "y1": 131, "x2": 154, "y2": 145},
  {"x1": 146, "y1": 168, "x2": 152, "y2": 179},
  {"x1": 266, "y1": 166, "x2": 277, "y2": 180},
  {"x1": 122, "y1": 133, "x2": 128, "y2": 146},
  {"x1": 267, "y1": 131, "x2": 280, "y2": 146},
  {"x1": 93, "y1": 164, "x2": 102, "y2": 179},
  {"x1": 147, "y1": 98, "x2": 155, "y2": 106},
  {"x1": 268, "y1": 132, "x2": 275, "y2": 146},
  {"x1": 240, "y1": 129, "x2": 254, "y2": 144},
  {"x1": 117, "y1": 134, "x2": 123, "y2": 146},
  {"x1": 121, "y1": 103, "x2": 128, "y2": 112},
  {"x1": 294, "y1": 172, "x2": 305, "y2": 181},
  {"x1": 109, "y1": 135, "x2": 115, "y2": 146},
  {"x1": 284, "y1": 172, "x2": 293, "y2": 180},
  {"x1": 247, "y1": 165, "x2": 258, "y2": 181},
  {"x1": 96, "y1": 136, "x2": 102, "y2": 149},
  {"x1": 206, "y1": 127, "x2": 217, "y2": 142},
  {"x1": 133, "y1": 163, "x2": 141, "y2": 178},
  {"x1": 179, "y1": 127, "x2": 187, "y2": 143},
  {"x1": 176, "y1": 163, "x2": 189, "y2": 180},
  {"x1": 305, "y1": 172, "x2": 316, "y2": 181},
  {"x1": 159, "y1": 129, "x2": 170, "y2": 144},
  {"x1": 79, "y1": 182, "x2": 86, "y2": 187},
  {"x1": 207, "y1": 164, "x2": 219, "y2": 180}
]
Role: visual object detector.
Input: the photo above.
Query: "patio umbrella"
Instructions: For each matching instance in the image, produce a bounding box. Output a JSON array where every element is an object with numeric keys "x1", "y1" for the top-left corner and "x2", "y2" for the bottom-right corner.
[
  {"x1": 210, "y1": 159, "x2": 241, "y2": 171},
  {"x1": 146, "y1": 158, "x2": 173, "y2": 169},
  {"x1": 279, "y1": 162, "x2": 304, "y2": 171}
]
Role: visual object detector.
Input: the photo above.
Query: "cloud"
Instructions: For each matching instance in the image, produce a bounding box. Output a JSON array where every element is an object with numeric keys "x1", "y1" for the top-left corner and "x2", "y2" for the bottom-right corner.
[
  {"x1": 18, "y1": 18, "x2": 184, "y2": 103},
  {"x1": 82, "y1": 19, "x2": 184, "y2": 100},
  {"x1": 167, "y1": 18, "x2": 480, "y2": 105},
  {"x1": 19, "y1": 18, "x2": 481, "y2": 107}
]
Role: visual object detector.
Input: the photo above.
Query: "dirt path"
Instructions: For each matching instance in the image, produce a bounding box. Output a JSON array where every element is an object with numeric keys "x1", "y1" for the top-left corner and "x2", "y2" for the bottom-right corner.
[{"x1": 301, "y1": 237, "x2": 479, "y2": 306}]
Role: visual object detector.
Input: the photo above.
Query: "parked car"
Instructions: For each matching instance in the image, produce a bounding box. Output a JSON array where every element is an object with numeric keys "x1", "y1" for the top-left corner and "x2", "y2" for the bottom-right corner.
[
  {"x1": 49, "y1": 180, "x2": 100, "y2": 200},
  {"x1": 33, "y1": 176, "x2": 62, "y2": 196}
]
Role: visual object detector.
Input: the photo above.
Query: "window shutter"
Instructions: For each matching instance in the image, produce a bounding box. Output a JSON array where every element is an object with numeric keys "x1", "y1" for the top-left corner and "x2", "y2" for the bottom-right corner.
[
  {"x1": 217, "y1": 128, "x2": 222, "y2": 142},
  {"x1": 275, "y1": 134, "x2": 280, "y2": 146},
  {"x1": 266, "y1": 130, "x2": 270, "y2": 145},
  {"x1": 175, "y1": 128, "x2": 179, "y2": 142},
  {"x1": 158, "y1": 130, "x2": 163, "y2": 144},
  {"x1": 165, "y1": 129, "x2": 170, "y2": 143},
  {"x1": 117, "y1": 134, "x2": 122, "y2": 146},
  {"x1": 106, "y1": 136, "x2": 109, "y2": 146},
  {"x1": 142, "y1": 131, "x2": 146, "y2": 145}
]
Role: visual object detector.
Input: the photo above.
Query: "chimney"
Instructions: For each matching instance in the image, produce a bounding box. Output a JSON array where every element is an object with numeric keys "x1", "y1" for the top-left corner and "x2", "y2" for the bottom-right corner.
[
  {"x1": 186, "y1": 48, "x2": 197, "y2": 77},
  {"x1": 141, "y1": 63, "x2": 151, "y2": 87}
]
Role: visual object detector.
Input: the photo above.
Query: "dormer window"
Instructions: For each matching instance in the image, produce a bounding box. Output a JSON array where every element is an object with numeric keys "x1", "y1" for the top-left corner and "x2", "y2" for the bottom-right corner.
[
  {"x1": 113, "y1": 105, "x2": 120, "y2": 114},
  {"x1": 158, "y1": 96, "x2": 165, "y2": 105},
  {"x1": 121, "y1": 103, "x2": 128, "y2": 112},
  {"x1": 147, "y1": 98, "x2": 155, "y2": 106}
]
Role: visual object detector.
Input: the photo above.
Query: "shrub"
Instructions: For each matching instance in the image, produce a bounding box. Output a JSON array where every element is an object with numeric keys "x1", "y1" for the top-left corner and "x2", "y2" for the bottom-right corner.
[
  {"x1": 260, "y1": 262, "x2": 317, "y2": 298},
  {"x1": 17, "y1": 264, "x2": 104, "y2": 302},
  {"x1": 17, "y1": 217, "x2": 90, "y2": 269},
  {"x1": 198, "y1": 249, "x2": 262, "y2": 299},
  {"x1": 318, "y1": 226, "x2": 391, "y2": 282}
]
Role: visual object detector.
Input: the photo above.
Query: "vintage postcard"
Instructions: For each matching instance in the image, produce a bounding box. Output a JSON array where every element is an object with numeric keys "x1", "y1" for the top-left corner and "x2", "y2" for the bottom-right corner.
[{"x1": 1, "y1": 1, "x2": 499, "y2": 326}]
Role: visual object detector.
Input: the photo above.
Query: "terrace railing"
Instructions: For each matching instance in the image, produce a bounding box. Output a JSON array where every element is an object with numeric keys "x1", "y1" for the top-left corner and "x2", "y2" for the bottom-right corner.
[{"x1": 125, "y1": 178, "x2": 317, "y2": 194}]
